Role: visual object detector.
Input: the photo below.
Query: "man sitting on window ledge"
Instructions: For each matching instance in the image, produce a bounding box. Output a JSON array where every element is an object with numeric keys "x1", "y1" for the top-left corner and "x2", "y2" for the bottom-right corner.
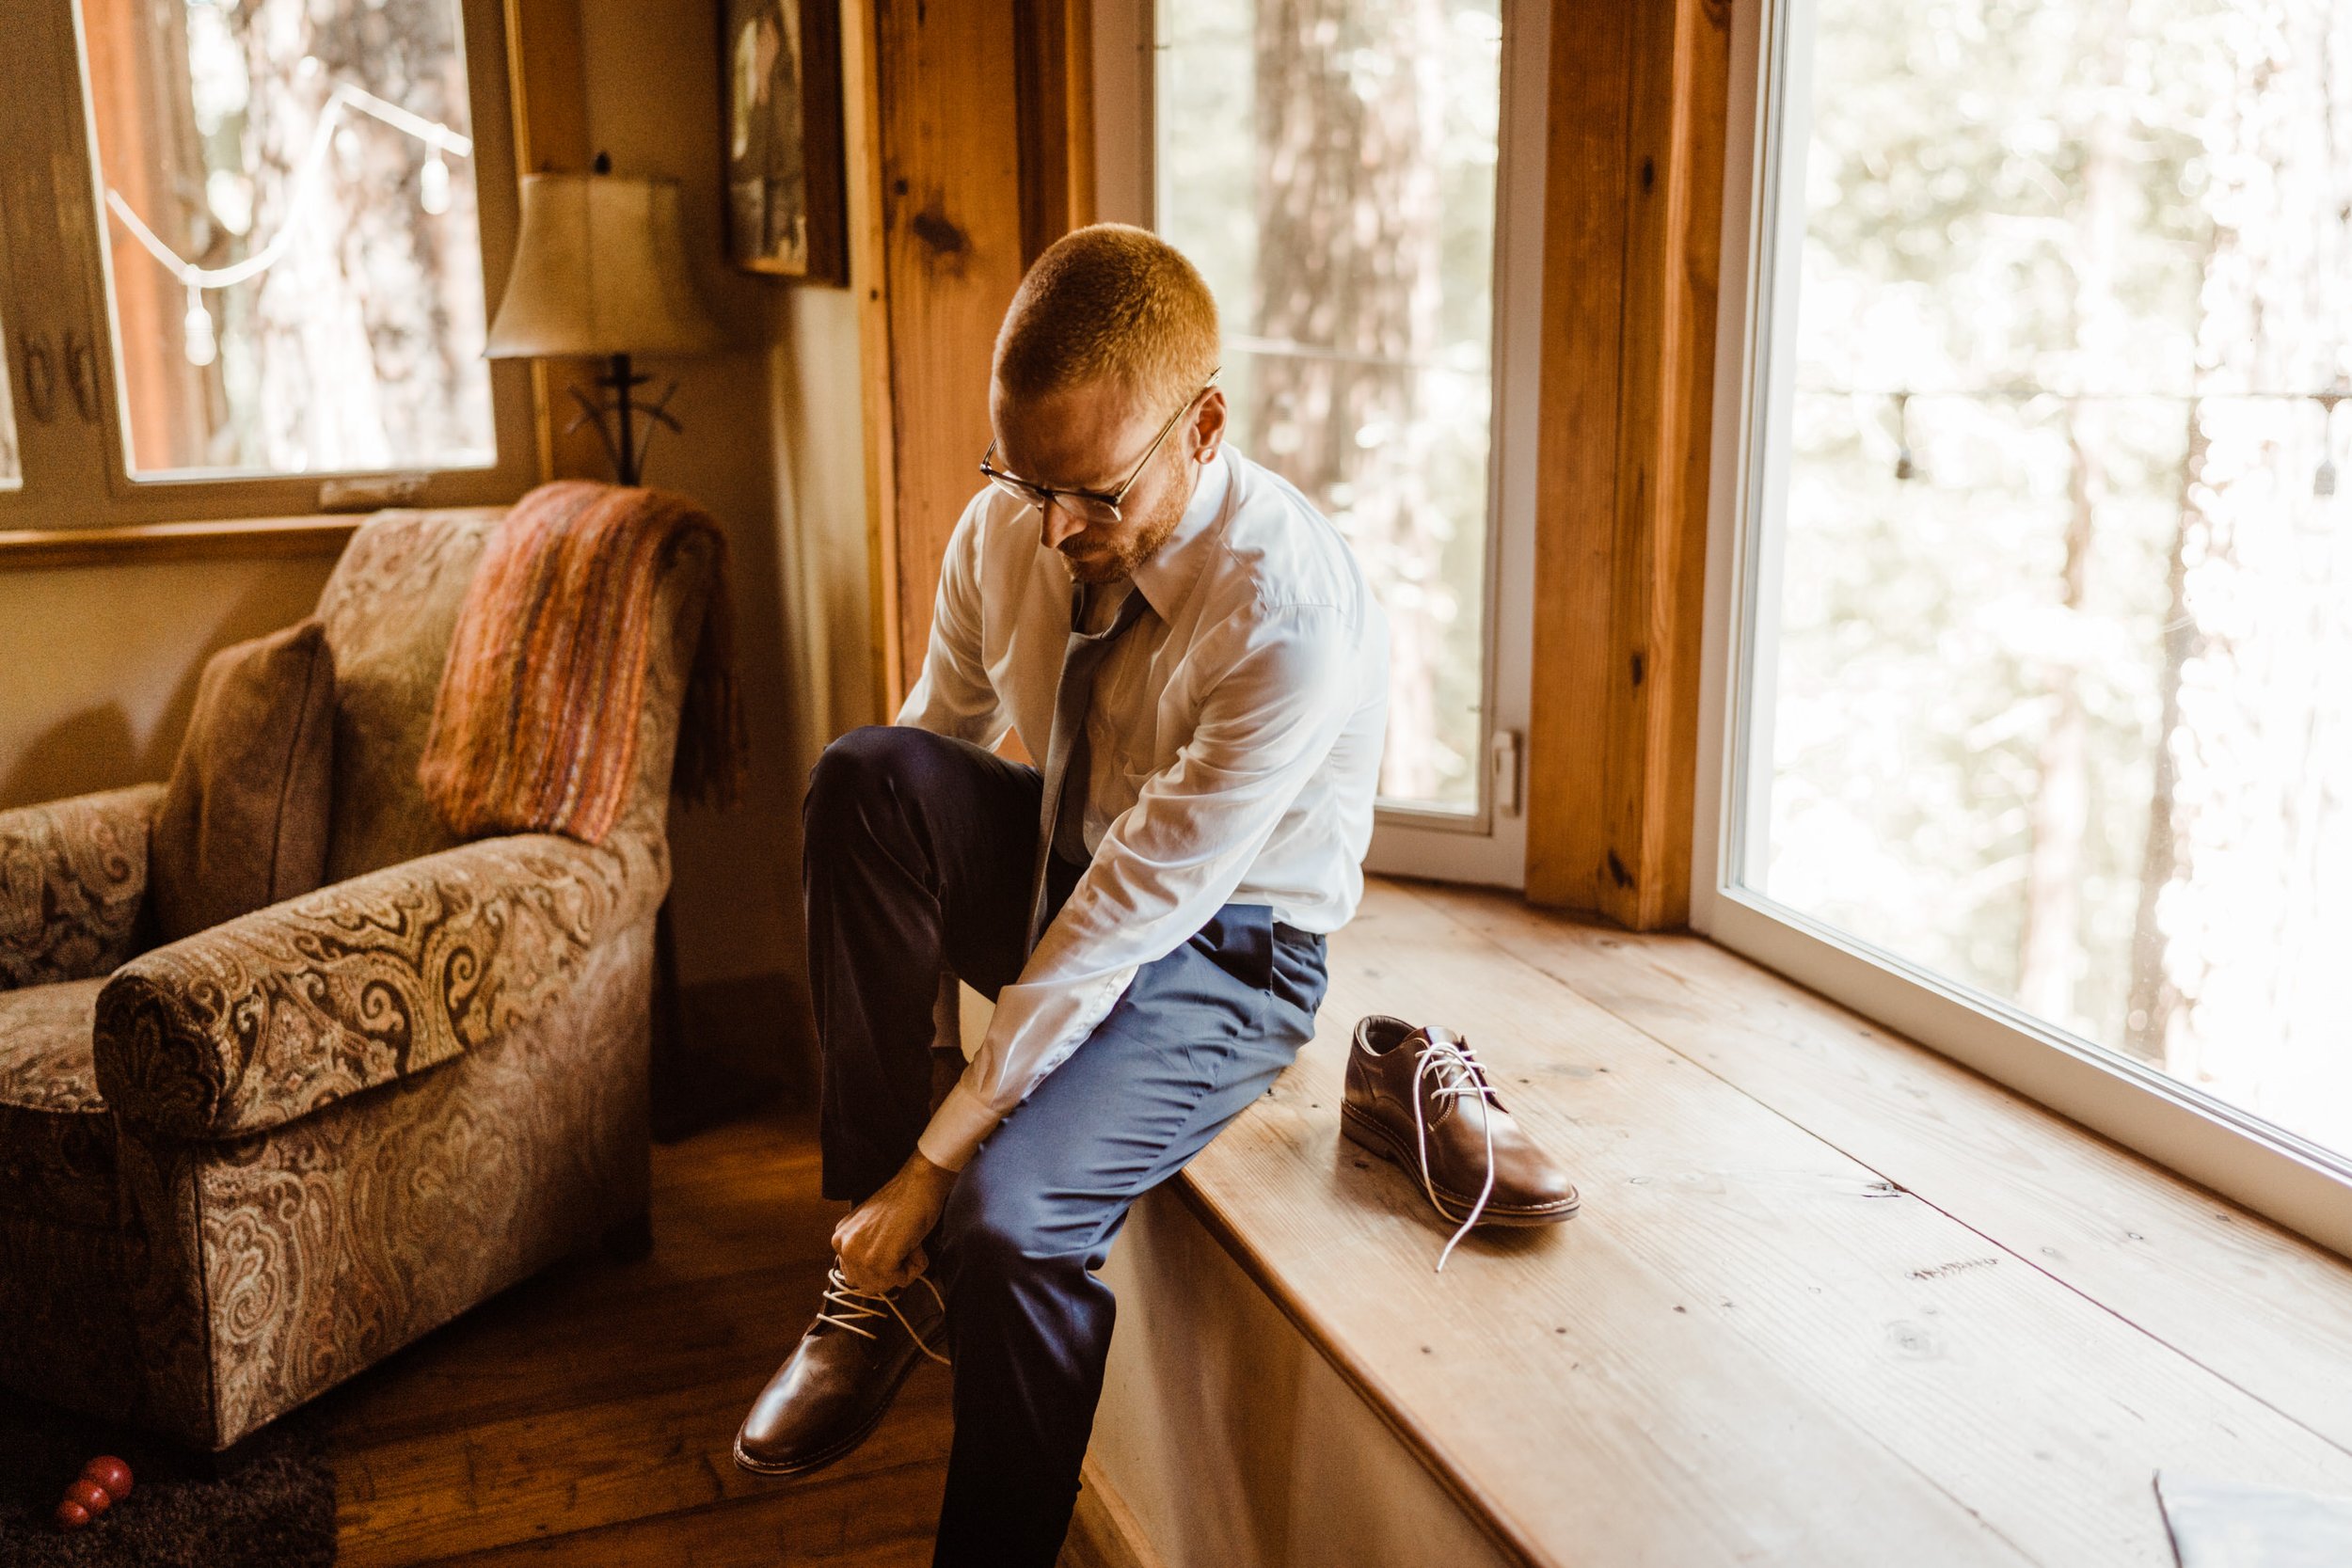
[{"x1": 732, "y1": 224, "x2": 1391, "y2": 1564}]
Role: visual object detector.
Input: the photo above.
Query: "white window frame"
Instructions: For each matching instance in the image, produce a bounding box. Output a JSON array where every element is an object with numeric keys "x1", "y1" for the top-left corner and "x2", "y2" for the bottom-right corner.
[
  {"x1": 1091, "y1": 0, "x2": 1545, "y2": 891},
  {"x1": 1692, "y1": 0, "x2": 2352, "y2": 1259}
]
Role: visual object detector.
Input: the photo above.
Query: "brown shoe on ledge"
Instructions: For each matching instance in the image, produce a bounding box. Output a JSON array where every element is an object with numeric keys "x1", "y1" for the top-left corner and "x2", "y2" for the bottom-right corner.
[
  {"x1": 1343, "y1": 1015, "x2": 1581, "y2": 1270},
  {"x1": 733, "y1": 1264, "x2": 949, "y2": 1477}
]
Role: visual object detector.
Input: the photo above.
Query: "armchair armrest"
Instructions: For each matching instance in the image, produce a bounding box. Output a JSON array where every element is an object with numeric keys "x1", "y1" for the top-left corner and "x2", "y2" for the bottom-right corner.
[
  {"x1": 94, "y1": 831, "x2": 664, "y2": 1139},
  {"x1": 0, "y1": 783, "x2": 164, "y2": 990}
]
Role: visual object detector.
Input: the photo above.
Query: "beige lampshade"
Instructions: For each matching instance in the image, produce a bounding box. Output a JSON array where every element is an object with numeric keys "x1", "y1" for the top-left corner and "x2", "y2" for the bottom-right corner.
[{"x1": 485, "y1": 174, "x2": 726, "y2": 358}]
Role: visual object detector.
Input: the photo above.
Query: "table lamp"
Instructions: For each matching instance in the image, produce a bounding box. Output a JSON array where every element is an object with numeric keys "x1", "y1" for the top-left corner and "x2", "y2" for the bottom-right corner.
[{"x1": 485, "y1": 167, "x2": 727, "y2": 484}]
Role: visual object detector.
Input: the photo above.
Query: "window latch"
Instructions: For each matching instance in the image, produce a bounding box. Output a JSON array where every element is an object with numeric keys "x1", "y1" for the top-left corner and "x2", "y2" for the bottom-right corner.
[
  {"x1": 1490, "y1": 729, "x2": 1523, "y2": 817},
  {"x1": 19, "y1": 333, "x2": 56, "y2": 425},
  {"x1": 64, "y1": 330, "x2": 102, "y2": 425}
]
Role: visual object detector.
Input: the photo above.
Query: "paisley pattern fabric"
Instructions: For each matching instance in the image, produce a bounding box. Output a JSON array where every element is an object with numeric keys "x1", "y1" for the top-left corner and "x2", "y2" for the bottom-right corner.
[
  {"x1": 0, "y1": 784, "x2": 160, "y2": 990},
  {"x1": 0, "y1": 978, "x2": 117, "y2": 1229},
  {"x1": 117, "y1": 918, "x2": 655, "y2": 1449},
  {"x1": 0, "y1": 503, "x2": 712, "y2": 1451},
  {"x1": 0, "y1": 1212, "x2": 143, "y2": 1419},
  {"x1": 94, "y1": 830, "x2": 660, "y2": 1139},
  {"x1": 314, "y1": 507, "x2": 502, "y2": 885}
]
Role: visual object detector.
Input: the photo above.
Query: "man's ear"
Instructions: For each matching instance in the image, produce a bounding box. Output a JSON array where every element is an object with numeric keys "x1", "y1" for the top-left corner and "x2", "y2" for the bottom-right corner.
[{"x1": 1191, "y1": 387, "x2": 1229, "y2": 462}]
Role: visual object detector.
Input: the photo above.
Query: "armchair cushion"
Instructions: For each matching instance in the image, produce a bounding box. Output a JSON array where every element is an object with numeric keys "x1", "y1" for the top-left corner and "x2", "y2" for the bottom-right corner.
[
  {"x1": 0, "y1": 784, "x2": 163, "y2": 990},
  {"x1": 0, "y1": 977, "x2": 116, "y2": 1228},
  {"x1": 93, "y1": 832, "x2": 661, "y2": 1139},
  {"x1": 149, "y1": 618, "x2": 337, "y2": 942}
]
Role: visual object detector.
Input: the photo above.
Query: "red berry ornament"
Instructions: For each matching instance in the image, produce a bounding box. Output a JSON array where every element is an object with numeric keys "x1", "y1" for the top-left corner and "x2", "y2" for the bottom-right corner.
[
  {"x1": 82, "y1": 1455, "x2": 134, "y2": 1500},
  {"x1": 66, "y1": 1477, "x2": 112, "y2": 1514},
  {"x1": 54, "y1": 1497, "x2": 91, "y2": 1530}
]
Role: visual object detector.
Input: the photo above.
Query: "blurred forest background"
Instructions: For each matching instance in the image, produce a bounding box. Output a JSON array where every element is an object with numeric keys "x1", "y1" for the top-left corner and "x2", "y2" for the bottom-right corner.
[
  {"x1": 1158, "y1": 0, "x2": 1502, "y2": 814},
  {"x1": 86, "y1": 0, "x2": 492, "y2": 477},
  {"x1": 1764, "y1": 0, "x2": 2352, "y2": 1153}
]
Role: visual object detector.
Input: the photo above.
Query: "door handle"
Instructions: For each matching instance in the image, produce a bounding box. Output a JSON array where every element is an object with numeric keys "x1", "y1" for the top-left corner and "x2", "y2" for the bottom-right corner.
[
  {"x1": 64, "y1": 330, "x2": 102, "y2": 424},
  {"x1": 19, "y1": 332, "x2": 56, "y2": 423}
]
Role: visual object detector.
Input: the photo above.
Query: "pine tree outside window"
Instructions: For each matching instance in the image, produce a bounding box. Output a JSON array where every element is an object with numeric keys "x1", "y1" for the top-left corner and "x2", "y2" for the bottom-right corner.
[
  {"x1": 1702, "y1": 0, "x2": 2352, "y2": 1244},
  {"x1": 0, "y1": 0, "x2": 534, "y2": 530}
]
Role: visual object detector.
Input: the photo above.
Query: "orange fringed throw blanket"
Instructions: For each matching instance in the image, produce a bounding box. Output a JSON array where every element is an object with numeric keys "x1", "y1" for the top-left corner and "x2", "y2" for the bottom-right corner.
[{"x1": 418, "y1": 481, "x2": 747, "y2": 846}]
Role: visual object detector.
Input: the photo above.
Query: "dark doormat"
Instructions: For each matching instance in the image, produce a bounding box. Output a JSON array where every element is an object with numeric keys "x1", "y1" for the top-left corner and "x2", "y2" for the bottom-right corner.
[{"x1": 0, "y1": 1392, "x2": 334, "y2": 1566}]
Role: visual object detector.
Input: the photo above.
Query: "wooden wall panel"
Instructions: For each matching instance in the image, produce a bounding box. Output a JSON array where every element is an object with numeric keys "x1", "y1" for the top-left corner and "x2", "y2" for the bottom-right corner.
[
  {"x1": 863, "y1": 0, "x2": 1092, "y2": 705},
  {"x1": 1524, "y1": 0, "x2": 1732, "y2": 931},
  {"x1": 873, "y1": 0, "x2": 1029, "y2": 690}
]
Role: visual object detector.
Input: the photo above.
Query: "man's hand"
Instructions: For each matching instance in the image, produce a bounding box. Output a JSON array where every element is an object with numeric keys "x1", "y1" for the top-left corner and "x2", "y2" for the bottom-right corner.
[{"x1": 833, "y1": 1150, "x2": 961, "y2": 1293}]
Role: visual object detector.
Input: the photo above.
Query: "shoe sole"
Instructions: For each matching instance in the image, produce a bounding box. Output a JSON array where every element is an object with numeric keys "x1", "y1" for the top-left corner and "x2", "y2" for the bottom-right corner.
[
  {"x1": 1341, "y1": 1102, "x2": 1581, "y2": 1226},
  {"x1": 730, "y1": 1346, "x2": 931, "y2": 1479}
]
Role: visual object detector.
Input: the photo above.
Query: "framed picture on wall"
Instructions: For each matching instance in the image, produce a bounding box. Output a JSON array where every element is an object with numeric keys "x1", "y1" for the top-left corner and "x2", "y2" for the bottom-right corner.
[{"x1": 723, "y1": 0, "x2": 847, "y2": 283}]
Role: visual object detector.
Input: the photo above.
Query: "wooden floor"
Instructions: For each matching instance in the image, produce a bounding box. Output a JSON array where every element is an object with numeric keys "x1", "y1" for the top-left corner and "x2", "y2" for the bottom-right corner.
[
  {"x1": 308, "y1": 871, "x2": 2352, "y2": 1564},
  {"x1": 316, "y1": 1106, "x2": 954, "y2": 1566}
]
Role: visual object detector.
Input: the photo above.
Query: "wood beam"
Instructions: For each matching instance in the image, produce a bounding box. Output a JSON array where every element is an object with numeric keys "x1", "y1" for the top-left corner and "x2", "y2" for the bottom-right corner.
[
  {"x1": 1524, "y1": 0, "x2": 1732, "y2": 931},
  {"x1": 864, "y1": 0, "x2": 1094, "y2": 704}
]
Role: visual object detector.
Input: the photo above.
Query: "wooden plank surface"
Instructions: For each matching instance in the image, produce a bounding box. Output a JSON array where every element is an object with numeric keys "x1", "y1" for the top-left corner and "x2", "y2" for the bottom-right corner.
[
  {"x1": 870, "y1": 0, "x2": 1030, "y2": 693},
  {"x1": 1175, "y1": 879, "x2": 2352, "y2": 1567},
  {"x1": 1409, "y1": 877, "x2": 2352, "y2": 1455},
  {"x1": 0, "y1": 515, "x2": 363, "y2": 570},
  {"x1": 320, "y1": 1110, "x2": 952, "y2": 1566},
  {"x1": 1524, "y1": 0, "x2": 1731, "y2": 929}
]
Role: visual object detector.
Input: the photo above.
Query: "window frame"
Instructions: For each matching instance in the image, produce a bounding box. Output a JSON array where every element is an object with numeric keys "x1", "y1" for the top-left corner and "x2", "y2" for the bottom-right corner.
[
  {"x1": 1092, "y1": 0, "x2": 1545, "y2": 890},
  {"x1": 0, "y1": 0, "x2": 538, "y2": 533},
  {"x1": 1691, "y1": 0, "x2": 2352, "y2": 1259}
]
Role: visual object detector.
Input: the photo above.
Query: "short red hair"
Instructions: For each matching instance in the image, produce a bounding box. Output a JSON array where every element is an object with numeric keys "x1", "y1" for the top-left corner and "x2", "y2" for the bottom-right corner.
[{"x1": 992, "y1": 224, "x2": 1220, "y2": 413}]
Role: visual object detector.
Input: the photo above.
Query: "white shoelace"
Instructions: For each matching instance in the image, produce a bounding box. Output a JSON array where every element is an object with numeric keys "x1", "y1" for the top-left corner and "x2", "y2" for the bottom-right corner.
[
  {"x1": 1412, "y1": 1033, "x2": 1502, "y2": 1273},
  {"x1": 814, "y1": 1264, "x2": 951, "y2": 1366}
]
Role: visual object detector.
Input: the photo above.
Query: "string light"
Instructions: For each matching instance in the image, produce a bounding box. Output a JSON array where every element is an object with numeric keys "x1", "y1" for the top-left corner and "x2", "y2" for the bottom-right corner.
[
  {"x1": 1891, "y1": 389, "x2": 1916, "y2": 482},
  {"x1": 182, "y1": 285, "x2": 216, "y2": 368},
  {"x1": 2318, "y1": 390, "x2": 2344, "y2": 499},
  {"x1": 1806, "y1": 384, "x2": 2352, "y2": 494},
  {"x1": 420, "y1": 128, "x2": 452, "y2": 216},
  {"x1": 103, "y1": 81, "x2": 471, "y2": 367}
]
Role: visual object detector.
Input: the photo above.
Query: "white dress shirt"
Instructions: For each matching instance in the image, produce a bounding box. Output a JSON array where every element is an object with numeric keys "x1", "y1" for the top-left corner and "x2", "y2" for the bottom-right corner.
[{"x1": 895, "y1": 447, "x2": 1391, "y2": 1169}]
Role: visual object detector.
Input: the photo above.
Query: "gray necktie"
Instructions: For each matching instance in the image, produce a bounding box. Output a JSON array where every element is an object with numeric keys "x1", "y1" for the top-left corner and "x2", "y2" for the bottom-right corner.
[{"x1": 1025, "y1": 579, "x2": 1151, "y2": 953}]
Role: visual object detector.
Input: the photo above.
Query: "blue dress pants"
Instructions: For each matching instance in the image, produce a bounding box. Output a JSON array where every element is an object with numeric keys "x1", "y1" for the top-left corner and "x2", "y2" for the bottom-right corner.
[{"x1": 802, "y1": 724, "x2": 1330, "y2": 1567}]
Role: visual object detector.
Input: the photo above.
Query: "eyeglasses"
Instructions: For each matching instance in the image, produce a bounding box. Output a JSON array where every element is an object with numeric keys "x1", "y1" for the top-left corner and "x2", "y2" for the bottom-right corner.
[{"x1": 979, "y1": 372, "x2": 1220, "y2": 529}]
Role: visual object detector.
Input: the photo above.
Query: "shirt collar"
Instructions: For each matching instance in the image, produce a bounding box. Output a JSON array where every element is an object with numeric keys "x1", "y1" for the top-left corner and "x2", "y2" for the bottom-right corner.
[{"x1": 1129, "y1": 450, "x2": 1232, "y2": 623}]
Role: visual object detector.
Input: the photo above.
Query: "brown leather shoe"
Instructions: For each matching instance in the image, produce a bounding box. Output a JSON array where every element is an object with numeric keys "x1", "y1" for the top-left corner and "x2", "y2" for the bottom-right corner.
[
  {"x1": 733, "y1": 1265, "x2": 949, "y2": 1476},
  {"x1": 1343, "y1": 1015, "x2": 1580, "y2": 1268}
]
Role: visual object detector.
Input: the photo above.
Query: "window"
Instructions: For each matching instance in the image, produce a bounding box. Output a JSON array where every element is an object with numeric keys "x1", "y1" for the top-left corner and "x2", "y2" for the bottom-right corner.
[
  {"x1": 1120, "y1": 0, "x2": 1546, "y2": 880},
  {"x1": 1706, "y1": 0, "x2": 2352, "y2": 1226},
  {"x1": 0, "y1": 0, "x2": 532, "y2": 529}
]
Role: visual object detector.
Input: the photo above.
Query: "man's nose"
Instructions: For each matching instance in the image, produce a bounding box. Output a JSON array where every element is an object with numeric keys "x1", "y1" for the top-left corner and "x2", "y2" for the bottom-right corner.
[{"x1": 1040, "y1": 499, "x2": 1087, "y2": 550}]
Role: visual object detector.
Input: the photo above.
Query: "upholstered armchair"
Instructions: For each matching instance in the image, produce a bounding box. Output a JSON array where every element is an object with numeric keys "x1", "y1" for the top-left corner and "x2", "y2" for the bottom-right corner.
[{"x1": 0, "y1": 506, "x2": 711, "y2": 1452}]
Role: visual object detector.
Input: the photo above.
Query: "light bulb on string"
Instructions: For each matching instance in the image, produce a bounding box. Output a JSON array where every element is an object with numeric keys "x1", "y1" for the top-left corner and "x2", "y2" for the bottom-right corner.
[
  {"x1": 420, "y1": 130, "x2": 451, "y2": 215},
  {"x1": 183, "y1": 285, "x2": 216, "y2": 368},
  {"x1": 103, "y1": 82, "x2": 473, "y2": 304},
  {"x1": 1892, "y1": 390, "x2": 1917, "y2": 482},
  {"x1": 2317, "y1": 389, "x2": 2344, "y2": 499}
]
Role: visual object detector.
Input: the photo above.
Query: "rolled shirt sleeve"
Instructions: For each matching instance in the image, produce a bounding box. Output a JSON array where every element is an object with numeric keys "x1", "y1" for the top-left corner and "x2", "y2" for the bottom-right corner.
[{"x1": 916, "y1": 598, "x2": 1361, "y2": 1170}]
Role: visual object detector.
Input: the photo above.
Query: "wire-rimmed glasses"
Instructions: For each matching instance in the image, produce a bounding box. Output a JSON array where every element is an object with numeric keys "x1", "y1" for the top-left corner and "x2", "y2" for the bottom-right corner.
[{"x1": 978, "y1": 371, "x2": 1220, "y2": 528}]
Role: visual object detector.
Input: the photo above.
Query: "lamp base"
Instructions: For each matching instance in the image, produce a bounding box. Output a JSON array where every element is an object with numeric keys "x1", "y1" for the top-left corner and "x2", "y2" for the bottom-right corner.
[{"x1": 564, "y1": 352, "x2": 684, "y2": 486}]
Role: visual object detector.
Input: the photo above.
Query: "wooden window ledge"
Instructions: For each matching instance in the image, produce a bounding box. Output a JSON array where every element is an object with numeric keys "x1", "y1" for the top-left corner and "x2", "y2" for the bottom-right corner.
[
  {"x1": 1157, "y1": 875, "x2": 2352, "y2": 1566},
  {"x1": 0, "y1": 515, "x2": 368, "y2": 570}
]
